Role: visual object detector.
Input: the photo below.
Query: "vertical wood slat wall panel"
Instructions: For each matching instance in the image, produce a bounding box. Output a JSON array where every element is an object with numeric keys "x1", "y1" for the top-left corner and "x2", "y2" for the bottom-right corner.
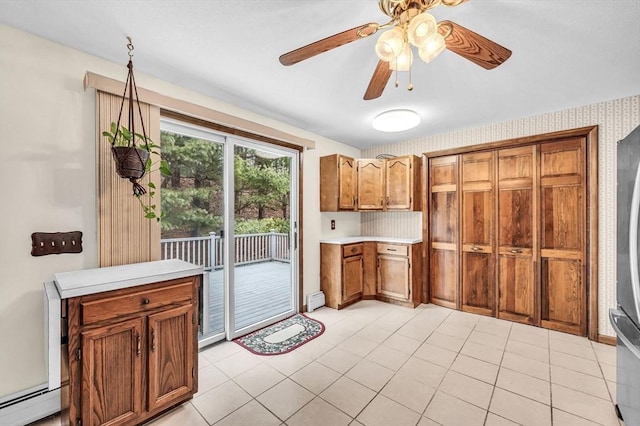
[{"x1": 97, "y1": 91, "x2": 161, "y2": 267}]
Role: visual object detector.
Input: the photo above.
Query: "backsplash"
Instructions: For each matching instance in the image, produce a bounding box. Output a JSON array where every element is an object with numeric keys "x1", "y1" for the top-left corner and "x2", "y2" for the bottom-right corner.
[{"x1": 361, "y1": 94, "x2": 640, "y2": 336}]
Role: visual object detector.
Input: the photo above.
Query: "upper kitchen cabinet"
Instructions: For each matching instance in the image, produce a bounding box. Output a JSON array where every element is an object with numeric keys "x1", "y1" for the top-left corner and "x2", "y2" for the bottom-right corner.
[
  {"x1": 320, "y1": 154, "x2": 356, "y2": 211},
  {"x1": 319, "y1": 154, "x2": 422, "y2": 212},
  {"x1": 386, "y1": 155, "x2": 422, "y2": 211},
  {"x1": 357, "y1": 159, "x2": 385, "y2": 210}
]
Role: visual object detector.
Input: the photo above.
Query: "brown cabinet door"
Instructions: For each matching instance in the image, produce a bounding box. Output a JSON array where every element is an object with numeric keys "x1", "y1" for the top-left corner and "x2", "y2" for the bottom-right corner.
[
  {"x1": 539, "y1": 138, "x2": 587, "y2": 335},
  {"x1": 378, "y1": 255, "x2": 410, "y2": 301},
  {"x1": 362, "y1": 242, "x2": 378, "y2": 297},
  {"x1": 461, "y1": 152, "x2": 495, "y2": 316},
  {"x1": 81, "y1": 317, "x2": 143, "y2": 426},
  {"x1": 342, "y1": 255, "x2": 364, "y2": 302},
  {"x1": 320, "y1": 154, "x2": 355, "y2": 211},
  {"x1": 338, "y1": 155, "x2": 356, "y2": 210},
  {"x1": 357, "y1": 159, "x2": 385, "y2": 210},
  {"x1": 497, "y1": 146, "x2": 537, "y2": 325},
  {"x1": 429, "y1": 155, "x2": 459, "y2": 308},
  {"x1": 386, "y1": 156, "x2": 412, "y2": 210},
  {"x1": 147, "y1": 304, "x2": 195, "y2": 412}
]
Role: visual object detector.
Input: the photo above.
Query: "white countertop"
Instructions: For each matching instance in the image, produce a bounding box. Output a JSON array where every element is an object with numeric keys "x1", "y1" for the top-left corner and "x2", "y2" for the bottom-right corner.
[
  {"x1": 320, "y1": 236, "x2": 422, "y2": 245},
  {"x1": 54, "y1": 259, "x2": 203, "y2": 298}
]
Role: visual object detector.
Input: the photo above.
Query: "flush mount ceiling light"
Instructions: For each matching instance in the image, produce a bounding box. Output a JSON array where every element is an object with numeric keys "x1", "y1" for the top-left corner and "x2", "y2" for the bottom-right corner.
[
  {"x1": 279, "y1": 0, "x2": 512, "y2": 100},
  {"x1": 372, "y1": 109, "x2": 421, "y2": 132}
]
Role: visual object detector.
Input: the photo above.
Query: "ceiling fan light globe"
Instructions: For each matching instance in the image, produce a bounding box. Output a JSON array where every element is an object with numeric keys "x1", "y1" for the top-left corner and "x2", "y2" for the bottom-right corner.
[
  {"x1": 375, "y1": 27, "x2": 404, "y2": 62},
  {"x1": 418, "y1": 33, "x2": 446, "y2": 63},
  {"x1": 441, "y1": 0, "x2": 465, "y2": 6},
  {"x1": 389, "y1": 43, "x2": 413, "y2": 71},
  {"x1": 408, "y1": 13, "x2": 437, "y2": 47}
]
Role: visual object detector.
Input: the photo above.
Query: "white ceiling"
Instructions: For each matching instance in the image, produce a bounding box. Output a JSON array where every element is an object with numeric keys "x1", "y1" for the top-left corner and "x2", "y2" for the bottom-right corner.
[{"x1": 1, "y1": 0, "x2": 639, "y2": 149}]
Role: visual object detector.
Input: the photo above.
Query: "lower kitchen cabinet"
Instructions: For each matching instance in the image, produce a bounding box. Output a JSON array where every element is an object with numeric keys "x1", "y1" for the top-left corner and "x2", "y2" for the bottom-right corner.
[
  {"x1": 66, "y1": 275, "x2": 199, "y2": 426},
  {"x1": 376, "y1": 243, "x2": 422, "y2": 307},
  {"x1": 321, "y1": 240, "x2": 421, "y2": 310},
  {"x1": 321, "y1": 243, "x2": 363, "y2": 309}
]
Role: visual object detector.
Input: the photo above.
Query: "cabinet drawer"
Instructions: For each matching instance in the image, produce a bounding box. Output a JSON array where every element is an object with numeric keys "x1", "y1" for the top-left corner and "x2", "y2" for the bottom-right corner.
[
  {"x1": 80, "y1": 281, "x2": 193, "y2": 325},
  {"x1": 343, "y1": 243, "x2": 364, "y2": 257},
  {"x1": 377, "y1": 243, "x2": 409, "y2": 256}
]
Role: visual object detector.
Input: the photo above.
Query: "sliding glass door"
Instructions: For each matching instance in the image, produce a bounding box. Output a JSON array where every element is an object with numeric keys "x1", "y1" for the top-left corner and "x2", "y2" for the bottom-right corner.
[
  {"x1": 227, "y1": 140, "x2": 298, "y2": 338},
  {"x1": 160, "y1": 120, "x2": 298, "y2": 346}
]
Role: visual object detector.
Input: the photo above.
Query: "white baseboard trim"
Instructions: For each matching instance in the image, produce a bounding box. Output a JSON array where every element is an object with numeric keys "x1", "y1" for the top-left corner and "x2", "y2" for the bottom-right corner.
[{"x1": 0, "y1": 387, "x2": 60, "y2": 426}]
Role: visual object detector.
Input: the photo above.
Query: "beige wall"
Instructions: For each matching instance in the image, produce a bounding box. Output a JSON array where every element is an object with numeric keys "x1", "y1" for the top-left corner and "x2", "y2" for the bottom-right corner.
[
  {"x1": 362, "y1": 95, "x2": 640, "y2": 337},
  {"x1": 0, "y1": 25, "x2": 359, "y2": 398}
]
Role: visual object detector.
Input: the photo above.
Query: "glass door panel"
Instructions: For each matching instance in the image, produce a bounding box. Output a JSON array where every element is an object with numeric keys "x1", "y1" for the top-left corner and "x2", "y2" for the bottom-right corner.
[
  {"x1": 230, "y1": 141, "x2": 298, "y2": 337},
  {"x1": 160, "y1": 120, "x2": 226, "y2": 346}
]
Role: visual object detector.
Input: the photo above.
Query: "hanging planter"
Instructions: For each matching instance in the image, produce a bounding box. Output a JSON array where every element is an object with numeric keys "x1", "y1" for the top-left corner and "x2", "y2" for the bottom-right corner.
[{"x1": 102, "y1": 37, "x2": 171, "y2": 219}]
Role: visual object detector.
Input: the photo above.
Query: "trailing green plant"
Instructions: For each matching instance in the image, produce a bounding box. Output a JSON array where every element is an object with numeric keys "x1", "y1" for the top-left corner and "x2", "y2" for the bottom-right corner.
[{"x1": 103, "y1": 121, "x2": 172, "y2": 222}]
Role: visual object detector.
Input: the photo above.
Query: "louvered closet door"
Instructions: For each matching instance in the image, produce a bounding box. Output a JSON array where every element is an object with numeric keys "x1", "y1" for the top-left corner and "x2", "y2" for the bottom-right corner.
[
  {"x1": 539, "y1": 138, "x2": 587, "y2": 336},
  {"x1": 497, "y1": 146, "x2": 538, "y2": 325},
  {"x1": 460, "y1": 152, "x2": 495, "y2": 316},
  {"x1": 429, "y1": 155, "x2": 459, "y2": 309}
]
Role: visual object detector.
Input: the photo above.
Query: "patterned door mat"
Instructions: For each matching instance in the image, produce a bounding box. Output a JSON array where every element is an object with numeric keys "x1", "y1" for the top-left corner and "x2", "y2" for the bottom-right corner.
[{"x1": 234, "y1": 313, "x2": 325, "y2": 355}]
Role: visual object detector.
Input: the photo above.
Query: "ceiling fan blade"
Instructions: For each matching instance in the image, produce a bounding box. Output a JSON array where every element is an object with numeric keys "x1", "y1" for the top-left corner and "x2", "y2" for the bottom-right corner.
[
  {"x1": 438, "y1": 20, "x2": 512, "y2": 70},
  {"x1": 280, "y1": 23, "x2": 378, "y2": 66},
  {"x1": 364, "y1": 60, "x2": 392, "y2": 100}
]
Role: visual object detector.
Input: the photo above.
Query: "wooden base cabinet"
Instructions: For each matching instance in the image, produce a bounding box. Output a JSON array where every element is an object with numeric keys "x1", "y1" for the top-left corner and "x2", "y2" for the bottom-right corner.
[
  {"x1": 321, "y1": 243, "x2": 364, "y2": 309},
  {"x1": 66, "y1": 276, "x2": 199, "y2": 426},
  {"x1": 321, "y1": 241, "x2": 421, "y2": 309},
  {"x1": 377, "y1": 243, "x2": 422, "y2": 307},
  {"x1": 425, "y1": 127, "x2": 596, "y2": 337}
]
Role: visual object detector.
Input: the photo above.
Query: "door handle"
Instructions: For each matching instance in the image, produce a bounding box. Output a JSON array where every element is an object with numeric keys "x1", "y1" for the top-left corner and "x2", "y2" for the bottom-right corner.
[
  {"x1": 136, "y1": 333, "x2": 141, "y2": 357},
  {"x1": 151, "y1": 328, "x2": 156, "y2": 352},
  {"x1": 471, "y1": 245, "x2": 482, "y2": 252},
  {"x1": 510, "y1": 249, "x2": 522, "y2": 254}
]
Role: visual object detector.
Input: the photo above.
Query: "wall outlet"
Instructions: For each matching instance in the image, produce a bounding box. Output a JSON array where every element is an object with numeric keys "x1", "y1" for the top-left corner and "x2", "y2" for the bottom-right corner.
[{"x1": 330, "y1": 220, "x2": 335, "y2": 230}]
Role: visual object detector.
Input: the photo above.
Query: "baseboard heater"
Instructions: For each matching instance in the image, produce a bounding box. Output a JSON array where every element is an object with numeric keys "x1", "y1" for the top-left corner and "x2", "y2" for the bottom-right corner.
[
  {"x1": 0, "y1": 282, "x2": 64, "y2": 425},
  {"x1": 306, "y1": 291, "x2": 325, "y2": 312},
  {"x1": 0, "y1": 385, "x2": 60, "y2": 426}
]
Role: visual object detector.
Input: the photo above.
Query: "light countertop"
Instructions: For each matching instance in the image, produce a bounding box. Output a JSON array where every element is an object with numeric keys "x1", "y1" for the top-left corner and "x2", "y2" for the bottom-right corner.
[
  {"x1": 54, "y1": 259, "x2": 203, "y2": 298},
  {"x1": 320, "y1": 236, "x2": 422, "y2": 245}
]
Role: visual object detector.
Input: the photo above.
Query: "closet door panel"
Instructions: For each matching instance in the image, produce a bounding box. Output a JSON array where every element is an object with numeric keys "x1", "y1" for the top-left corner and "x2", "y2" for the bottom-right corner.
[
  {"x1": 539, "y1": 138, "x2": 586, "y2": 336},
  {"x1": 461, "y1": 152, "x2": 494, "y2": 316},
  {"x1": 429, "y1": 156, "x2": 459, "y2": 308},
  {"x1": 497, "y1": 146, "x2": 537, "y2": 324},
  {"x1": 498, "y1": 255, "x2": 535, "y2": 323},
  {"x1": 430, "y1": 248, "x2": 457, "y2": 307}
]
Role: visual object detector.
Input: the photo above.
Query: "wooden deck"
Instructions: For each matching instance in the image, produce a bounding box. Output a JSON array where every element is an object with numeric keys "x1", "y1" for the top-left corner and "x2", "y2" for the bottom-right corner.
[{"x1": 203, "y1": 260, "x2": 292, "y2": 336}]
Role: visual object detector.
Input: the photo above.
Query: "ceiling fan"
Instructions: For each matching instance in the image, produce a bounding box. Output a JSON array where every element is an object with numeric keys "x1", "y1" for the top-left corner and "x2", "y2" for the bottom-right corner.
[{"x1": 279, "y1": 0, "x2": 512, "y2": 100}]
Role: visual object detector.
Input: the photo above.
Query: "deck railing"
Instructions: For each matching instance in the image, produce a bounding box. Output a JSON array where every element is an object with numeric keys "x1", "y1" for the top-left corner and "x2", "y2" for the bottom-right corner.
[{"x1": 161, "y1": 231, "x2": 290, "y2": 271}]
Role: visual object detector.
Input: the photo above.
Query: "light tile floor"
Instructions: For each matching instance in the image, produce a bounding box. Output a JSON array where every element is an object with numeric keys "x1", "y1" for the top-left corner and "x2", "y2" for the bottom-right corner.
[{"x1": 33, "y1": 301, "x2": 621, "y2": 426}]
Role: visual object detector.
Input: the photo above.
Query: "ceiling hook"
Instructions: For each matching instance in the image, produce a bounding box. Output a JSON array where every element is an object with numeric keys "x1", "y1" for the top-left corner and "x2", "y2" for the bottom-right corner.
[{"x1": 126, "y1": 36, "x2": 134, "y2": 58}]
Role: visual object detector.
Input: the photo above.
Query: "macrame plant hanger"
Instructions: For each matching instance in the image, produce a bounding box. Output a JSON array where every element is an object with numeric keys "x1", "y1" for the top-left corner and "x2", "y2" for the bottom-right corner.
[{"x1": 110, "y1": 37, "x2": 150, "y2": 197}]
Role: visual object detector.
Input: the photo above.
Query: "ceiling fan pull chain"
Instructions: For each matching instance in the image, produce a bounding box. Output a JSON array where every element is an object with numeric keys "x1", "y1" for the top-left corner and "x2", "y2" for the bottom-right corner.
[
  {"x1": 408, "y1": 63, "x2": 413, "y2": 91},
  {"x1": 394, "y1": 59, "x2": 399, "y2": 88}
]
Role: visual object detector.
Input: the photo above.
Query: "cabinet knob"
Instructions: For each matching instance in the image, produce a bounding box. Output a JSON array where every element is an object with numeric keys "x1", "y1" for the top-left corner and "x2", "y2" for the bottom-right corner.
[
  {"x1": 351, "y1": 247, "x2": 357, "y2": 253},
  {"x1": 142, "y1": 298, "x2": 150, "y2": 305}
]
